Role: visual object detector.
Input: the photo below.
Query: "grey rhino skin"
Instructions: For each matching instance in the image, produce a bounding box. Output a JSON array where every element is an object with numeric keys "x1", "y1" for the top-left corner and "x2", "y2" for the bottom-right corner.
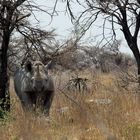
[{"x1": 14, "y1": 60, "x2": 54, "y2": 115}]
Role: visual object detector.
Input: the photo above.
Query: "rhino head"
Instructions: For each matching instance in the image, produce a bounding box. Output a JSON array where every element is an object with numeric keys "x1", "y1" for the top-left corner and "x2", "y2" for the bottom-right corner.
[{"x1": 24, "y1": 60, "x2": 52, "y2": 93}]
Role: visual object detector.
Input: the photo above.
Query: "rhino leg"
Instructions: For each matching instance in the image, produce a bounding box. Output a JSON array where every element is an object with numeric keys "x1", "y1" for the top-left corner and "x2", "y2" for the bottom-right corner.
[
  {"x1": 21, "y1": 92, "x2": 36, "y2": 112},
  {"x1": 43, "y1": 91, "x2": 54, "y2": 116}
]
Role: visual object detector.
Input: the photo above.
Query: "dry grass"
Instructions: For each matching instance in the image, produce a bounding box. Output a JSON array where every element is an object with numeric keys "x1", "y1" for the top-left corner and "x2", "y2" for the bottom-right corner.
[{"x1": 0, "y1": 70, "x2": 140, "y2": 140}]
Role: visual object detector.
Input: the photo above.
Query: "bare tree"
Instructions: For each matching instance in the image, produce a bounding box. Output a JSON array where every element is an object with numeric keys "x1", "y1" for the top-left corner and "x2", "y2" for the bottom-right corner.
[
  {"x1": 61, "y1": 0, "x2": 140, "y2": 83},
  {"x1": 7, "y1": 29, "x2": 55, "y2": 74}
]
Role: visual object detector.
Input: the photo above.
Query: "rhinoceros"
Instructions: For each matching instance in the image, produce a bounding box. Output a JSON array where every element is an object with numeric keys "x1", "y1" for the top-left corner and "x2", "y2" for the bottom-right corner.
[{"x1": 14, "y1": 60, "x2": 54, "y2": 115}]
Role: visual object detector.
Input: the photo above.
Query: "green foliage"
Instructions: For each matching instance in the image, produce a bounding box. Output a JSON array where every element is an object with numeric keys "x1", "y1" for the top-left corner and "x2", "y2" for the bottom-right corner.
[
  {"x1": 0, "y1": 102, "x2": 13, "y2": 127},
  {"x1": 123, "y1": 123, "x2": 140, "y2": 140},
  {"x1": 10, "y1": 136, "x2": 18, "y2": 140},
  {"x1": 0, "y1": 97, "x2": 10, "y2": 118},
  {"x1": 0, "y1": 111, "x2": 12, "y2": 126}
]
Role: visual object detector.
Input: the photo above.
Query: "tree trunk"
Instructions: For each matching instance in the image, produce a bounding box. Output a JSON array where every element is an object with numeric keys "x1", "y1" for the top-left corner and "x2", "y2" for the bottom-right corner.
[
  {"x1": 128, "y1": 41, "x2": 140, "y2": 104},
  {"x1": 131, "y1": 46, "x2": 140, "y2": 84},
  {"x1": 122, "y1": 27, "x2": 140, "y2": 84},
  {"x1": 0, "y1": 31, "x2": 10, "y2": 112},
  {"x1": 128, "y1": 41, "x2": 140, "y2": 84}
]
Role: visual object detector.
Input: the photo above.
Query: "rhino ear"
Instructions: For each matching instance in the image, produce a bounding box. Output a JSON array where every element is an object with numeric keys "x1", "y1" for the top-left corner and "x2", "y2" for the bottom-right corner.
[
  {"x1": 25, "y1": 61, "x2": 32, "y2": 72},
  {"x1": 45, "y1": 60, "x2": 53, "y2": 70}
]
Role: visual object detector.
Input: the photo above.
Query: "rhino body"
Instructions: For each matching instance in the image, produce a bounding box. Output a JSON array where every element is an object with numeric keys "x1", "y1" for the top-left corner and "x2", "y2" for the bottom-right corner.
[{"x1": 14, "y1": 61, "x2": 54, "y2": 115}]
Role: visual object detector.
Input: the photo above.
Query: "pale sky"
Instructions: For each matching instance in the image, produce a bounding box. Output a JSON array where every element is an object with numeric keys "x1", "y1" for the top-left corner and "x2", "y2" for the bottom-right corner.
[{"x1": 29, "y1": 0, "x2": 134, "y2": 55}]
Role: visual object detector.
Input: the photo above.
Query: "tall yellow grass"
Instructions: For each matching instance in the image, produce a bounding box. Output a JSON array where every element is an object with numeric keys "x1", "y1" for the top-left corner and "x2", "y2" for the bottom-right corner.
[{"x1": 0, "y1": 70, "x2": 140, "y2": 140}]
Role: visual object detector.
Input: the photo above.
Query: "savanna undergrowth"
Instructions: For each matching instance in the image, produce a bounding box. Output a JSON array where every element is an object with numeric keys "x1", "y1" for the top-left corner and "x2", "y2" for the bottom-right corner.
[{"x1": 0, "y1": 70, "x2": 140, "y2": 140}]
